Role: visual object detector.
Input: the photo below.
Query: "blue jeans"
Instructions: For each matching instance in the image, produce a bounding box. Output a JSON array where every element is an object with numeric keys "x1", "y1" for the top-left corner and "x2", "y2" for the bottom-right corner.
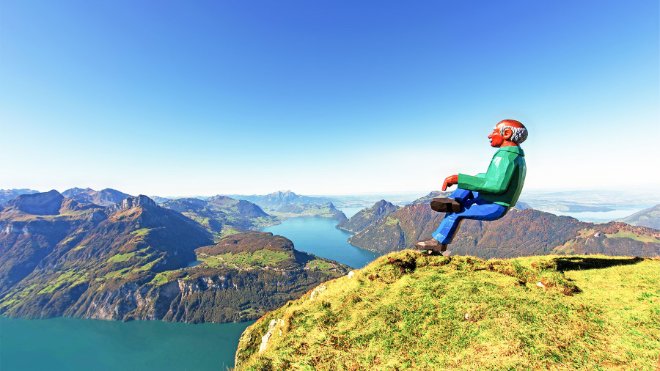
[{"x1": 432, "y1": 188, "x2": 508, "y2": 244}]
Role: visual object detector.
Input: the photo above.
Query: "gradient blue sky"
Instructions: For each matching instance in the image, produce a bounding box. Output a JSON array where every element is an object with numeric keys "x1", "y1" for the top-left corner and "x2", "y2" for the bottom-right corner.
[{"x1": 1, "y1": 0, "x2": 658, "y2": 196}]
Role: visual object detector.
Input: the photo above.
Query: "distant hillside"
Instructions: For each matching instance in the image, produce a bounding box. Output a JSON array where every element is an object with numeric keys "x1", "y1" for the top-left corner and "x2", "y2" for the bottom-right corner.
[
  {"x1": 337, "y1": 200, "x2": 399, "y2": 234},
  {"x1": 0, "y1": 191, "x2": 346, "y2": 323},
  {"x1": 347, "y1": 193, "x2": 660, "y2": 258},
  {"x1": 150, "y1": 195, "x2": 172, "y2": 204},
  {"x1": 236, "y1": 251, "x2": 660, "y2": 369},
  {"x1": 233, "y1": 190, "x2": 335, "y2": 208},
  {"x1": 0, "y1": 189, "x2": 39, "y2": 207},
  {"x1": 619, "y1": 204, "x2": 660, "y2": 230},
  {"x1": 232, "y1": 191, "x2": 347, "y2": 222},
  {"x1": 162, "y1": 196, "x2": 278, "y2": 238},
  {"x1": 62, "y1": 187, "x2": 132, "y2": 206}
]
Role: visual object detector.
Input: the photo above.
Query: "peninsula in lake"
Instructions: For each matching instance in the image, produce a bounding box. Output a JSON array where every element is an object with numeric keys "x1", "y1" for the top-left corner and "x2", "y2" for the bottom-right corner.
[{"x1": 0, "y1": 190, "x2": 347, "y2": 323}]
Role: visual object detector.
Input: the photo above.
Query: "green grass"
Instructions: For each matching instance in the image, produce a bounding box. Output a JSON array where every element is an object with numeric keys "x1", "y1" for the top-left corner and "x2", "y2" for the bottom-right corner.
[
  {"x1": 131, "y1": 228, "x2": 151, "y2": 238},
  {"x1": 605, "y1": 231, "x2": 660, "y2": 243},
  {"x1": 220, "y1": 226, "x2": 241, "y2": 238},
  {"x1": 0, "y1": 284, "x2": 37, "y2": 310},
  {"x1": 199, "y1": 250, "x2": 291, "y2": 269},
  {"x1": 59, "y1": 235, "x2": 78, "y2": 246},
  {"x1": 236, "y1": 252, "x2": 660, "y2": 370},
  {"x1": 100, "y1": 250, "x2": 160, "y2": 282},
  {"x1": 38, "y1": 270, "x2": 87, "y2": 294},
  {"x1": 107, "y1": 252, "x2": 136, "y2": 263},
  {"x1": 150, "y1": 269, "x2": 182, "y2": 286},
  {"x1": 384, "y1": 216, "x2": 400, "y2": 226},
  {"x1": 103, "y1": 267, "x2": 132, "y2": 280},
  {"x1": 305, "y1": 259, "x2": 335, "y2": 271},
  {"x1": 106, "y1": 247, "x2": 155, "y2": 265},
  {"x1": 186, "y1": 214, "x2": 211, "y2": 227}
]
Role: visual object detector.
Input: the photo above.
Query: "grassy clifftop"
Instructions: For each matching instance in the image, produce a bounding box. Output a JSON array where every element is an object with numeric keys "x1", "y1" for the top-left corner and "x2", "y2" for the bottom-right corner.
[{"x1": 235, "y1": 251, "x2": 660, "y2": 370}]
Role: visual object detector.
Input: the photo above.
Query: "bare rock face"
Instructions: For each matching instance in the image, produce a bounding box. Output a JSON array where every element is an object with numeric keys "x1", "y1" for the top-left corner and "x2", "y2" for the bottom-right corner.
[
  {"x1": 338, "y1": 200, "x2": 399, "y2": 234},
  {"x1": 118, "y1": 195, "x2": 158, "y2": 210}
]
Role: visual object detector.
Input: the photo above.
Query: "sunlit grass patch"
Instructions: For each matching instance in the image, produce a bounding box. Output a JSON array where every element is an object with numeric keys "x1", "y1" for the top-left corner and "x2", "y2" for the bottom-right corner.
[
  {"x1": 605, "y1": 231, "x2": 660, "y2": 243},
  {"x1": 198, "y1": 250, "x2": 291, "y2": 270},
  {"x1": 236, "y1": 252, "x2": 660, "y2": 370}
]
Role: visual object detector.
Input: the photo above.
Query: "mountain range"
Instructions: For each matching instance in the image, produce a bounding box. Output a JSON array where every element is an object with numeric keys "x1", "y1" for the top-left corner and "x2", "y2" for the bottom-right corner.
[
  {"x1": 337, "y1": 199, "x2": 399, "y2": 234},
  {"x1": 0, "y1": 189, "x2": 38, "y2": 207},
  {"x1": 0, "y1": 191, "x2": 346, "y2": 322},
  {"x1": 345, "y1": 193, "x2": 660, "y2": 258},
  {"x1": 61, "y1": 187, "x2": 132, "y2": 207},
  {"x1": 1, "y1": 187, "x2": 658, "y2": 326},
  {"x1": 231, "y1": 191, "x2": 347, "y2": 221}
]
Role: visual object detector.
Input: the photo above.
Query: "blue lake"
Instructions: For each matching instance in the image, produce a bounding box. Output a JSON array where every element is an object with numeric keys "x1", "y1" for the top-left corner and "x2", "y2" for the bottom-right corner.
[
  {"x1": 0, "y1": 316, "x2": 251, "y2": 371},
  {"x1": 264, "y1": 216, "x2": 379, "y2": 268},
  {"x1": 0, "y1": 215, "x2": 378, "y2": 371}
]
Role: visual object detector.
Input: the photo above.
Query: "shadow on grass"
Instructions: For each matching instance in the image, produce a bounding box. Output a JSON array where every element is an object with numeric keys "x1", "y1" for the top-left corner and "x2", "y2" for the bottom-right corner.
[{"x1": 554, "y1": 256, "x2": 644, "y2": 271}]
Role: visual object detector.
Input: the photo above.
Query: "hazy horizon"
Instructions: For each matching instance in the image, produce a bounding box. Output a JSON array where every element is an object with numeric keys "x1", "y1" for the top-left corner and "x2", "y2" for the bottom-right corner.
[{"x1": 4, "y1": 185, "x2": 660, "y2": 202}]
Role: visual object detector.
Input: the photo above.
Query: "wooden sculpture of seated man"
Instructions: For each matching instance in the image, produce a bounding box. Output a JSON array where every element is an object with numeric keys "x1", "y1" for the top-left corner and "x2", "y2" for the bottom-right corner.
[{"x1": 415, "y1": 119, "x2": 528, "y2": 255}]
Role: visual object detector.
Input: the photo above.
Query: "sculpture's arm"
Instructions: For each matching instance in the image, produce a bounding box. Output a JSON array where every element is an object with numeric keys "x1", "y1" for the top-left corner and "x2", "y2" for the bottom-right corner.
[{"x1": 457, "y1": 154, "x2": 515, "y2": 194}]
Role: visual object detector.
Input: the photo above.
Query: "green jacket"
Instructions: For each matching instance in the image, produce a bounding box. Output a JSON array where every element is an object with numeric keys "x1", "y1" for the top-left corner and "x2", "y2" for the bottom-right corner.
[{"x1": 457, "y1": 146, "x2": 526, "y2": 208}]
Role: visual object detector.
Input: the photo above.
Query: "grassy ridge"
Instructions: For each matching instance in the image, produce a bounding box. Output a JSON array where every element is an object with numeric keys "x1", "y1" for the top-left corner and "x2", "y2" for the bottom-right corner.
[{"x1": 236, "y1": 252, "x2": 660, "y2": 370}]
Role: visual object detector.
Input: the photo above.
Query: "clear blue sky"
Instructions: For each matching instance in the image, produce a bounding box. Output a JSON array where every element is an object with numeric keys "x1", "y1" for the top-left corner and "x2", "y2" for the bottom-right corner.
[{"x1": 1, "y1": 0, "x2": 658, "y2": 196}]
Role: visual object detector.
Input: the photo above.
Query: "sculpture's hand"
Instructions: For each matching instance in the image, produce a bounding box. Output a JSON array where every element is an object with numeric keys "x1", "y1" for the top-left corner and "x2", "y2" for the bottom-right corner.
[{"x1": 442, "y1": 175, "x2": 458, "y2": 191}]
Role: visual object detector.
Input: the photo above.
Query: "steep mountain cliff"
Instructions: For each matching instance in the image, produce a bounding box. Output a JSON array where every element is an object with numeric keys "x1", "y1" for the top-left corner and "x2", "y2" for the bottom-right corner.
[
  {"x1": 0, "y1": 191, "x2": 106, "y2": 293},
  {"x1": 347, "y1": 194, "x2": 660, "y2": 258},
  {"x1": 337, "y1": 200, "x2": 398, "y2": 234},
  {"x1": 235, "y1": 251, "x2": 660, "y2": 369},
  {"x1": 0, "y1": 192, "x2": 346, "y2": 323}
]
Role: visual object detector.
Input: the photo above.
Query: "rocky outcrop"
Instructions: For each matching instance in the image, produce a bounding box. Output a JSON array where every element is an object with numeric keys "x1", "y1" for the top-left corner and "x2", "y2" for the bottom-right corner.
[
  {"x1": 117, "y1": 195, "x2": 158, "y2": 211},
  {"x1": 337, "y1": 200, "x2": 399, "y2": 234}
]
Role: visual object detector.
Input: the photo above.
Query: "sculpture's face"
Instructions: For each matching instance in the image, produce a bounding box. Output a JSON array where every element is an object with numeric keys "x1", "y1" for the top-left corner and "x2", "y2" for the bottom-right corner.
[{"x1": 488, "y1": 123, "x2": 510, "y2": 147}]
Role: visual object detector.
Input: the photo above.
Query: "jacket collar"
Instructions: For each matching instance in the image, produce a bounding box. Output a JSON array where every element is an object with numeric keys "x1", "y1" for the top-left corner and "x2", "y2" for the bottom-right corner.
[{"x1": 497, "y1": 145, "x2": 524, "y2": 156}]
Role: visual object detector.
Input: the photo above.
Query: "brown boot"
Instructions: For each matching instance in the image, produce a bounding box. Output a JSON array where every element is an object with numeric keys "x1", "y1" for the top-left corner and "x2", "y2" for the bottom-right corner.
[
  {"x1": 430, "y1": 197, "x2": 462, "y2": 213},
  {"x1": 415, "y1": 239, "x2": 448, "y2": 255}
]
